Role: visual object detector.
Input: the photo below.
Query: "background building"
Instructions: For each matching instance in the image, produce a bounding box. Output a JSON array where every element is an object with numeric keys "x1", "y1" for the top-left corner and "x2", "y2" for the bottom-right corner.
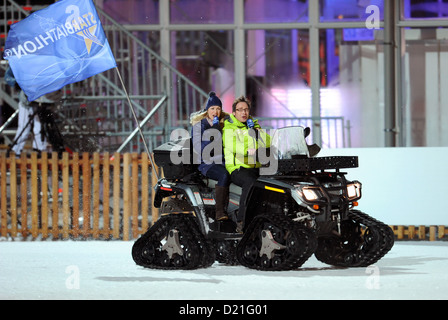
[{"x1": 1, "y1": 0, "x2": 448, "y2": 151}]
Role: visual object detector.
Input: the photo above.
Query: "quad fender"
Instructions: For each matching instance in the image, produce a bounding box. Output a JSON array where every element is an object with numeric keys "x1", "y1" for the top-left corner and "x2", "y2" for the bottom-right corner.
[
  {"x1": 243, "y1": 177, "x2": 294, "y2": 227},
  {"x1": 153, "y1": 179, "x2": 210, "y2": 235},
  {"x1": 243, "y1": 175, "x2": 354, "y2": 225}
]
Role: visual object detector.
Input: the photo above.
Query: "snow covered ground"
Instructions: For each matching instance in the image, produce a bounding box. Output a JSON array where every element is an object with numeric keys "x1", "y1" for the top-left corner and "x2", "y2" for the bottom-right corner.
[{"x1": 1, "y1": 240, "x2": 447, "y2": 300}]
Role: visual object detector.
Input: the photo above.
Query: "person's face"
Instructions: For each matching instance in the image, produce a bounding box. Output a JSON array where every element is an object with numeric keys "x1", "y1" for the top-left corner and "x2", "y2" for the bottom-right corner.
[
  {"x1": 207, "y1": 106, "x2": 222, "y2": 119},
  {"x1": 233, "y1": 102, "x2": 250, "y2": 123}
]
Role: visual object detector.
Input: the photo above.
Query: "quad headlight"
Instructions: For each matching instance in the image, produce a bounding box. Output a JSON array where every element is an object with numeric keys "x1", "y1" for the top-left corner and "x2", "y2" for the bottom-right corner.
[
  {"x1": 346, "y1": 181, "x2": 362, "y2": 200},
  {"x1": 302, "y1": 187, "x2": 321, "y2": 201},
  {"x1": 296, "y1": 181, "x2": 362, "y2": 203},
  {"x1": 295, "y1": 186, "x2": 323, "y2": 202}
]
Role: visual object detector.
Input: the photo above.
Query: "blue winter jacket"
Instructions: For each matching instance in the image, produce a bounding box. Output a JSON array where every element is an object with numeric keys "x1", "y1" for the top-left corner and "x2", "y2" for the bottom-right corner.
[{"x1": 191, "y1": 117, "x2": 225, "y2": 175}]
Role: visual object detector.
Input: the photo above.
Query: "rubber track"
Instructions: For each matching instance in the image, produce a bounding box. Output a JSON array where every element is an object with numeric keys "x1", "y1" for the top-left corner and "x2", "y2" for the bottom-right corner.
[
  {"x1": 132, "y1": 214, "x2": 215, "y2": 270},
  {"x1": 315, "y1": 210, "x2": 394, "y2": 267},
  {"x1": 215, "y1": 239, "x2": 240, "y2": 265},
  {"x1": 236, "y1": 213, "x2": 317, "y2": 271}
]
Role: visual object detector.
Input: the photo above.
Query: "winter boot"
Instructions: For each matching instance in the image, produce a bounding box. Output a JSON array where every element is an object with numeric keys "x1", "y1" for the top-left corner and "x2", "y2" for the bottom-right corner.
[{"x1": 215, "y1": 185, "x2": 229, "y2": 221}]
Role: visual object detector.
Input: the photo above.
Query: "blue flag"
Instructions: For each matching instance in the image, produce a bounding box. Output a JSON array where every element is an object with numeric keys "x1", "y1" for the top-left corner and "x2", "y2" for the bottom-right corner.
[{"x1": 3, "y1": 0, "x2": 116, "y2": 101}]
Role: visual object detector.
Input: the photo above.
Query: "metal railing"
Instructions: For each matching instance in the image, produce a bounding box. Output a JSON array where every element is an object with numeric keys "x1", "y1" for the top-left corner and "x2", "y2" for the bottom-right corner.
[
  {"x1": 257, "y1": 116, "x2": 351, "y2": 148},
  {"x1": 0, "y1": 1, "x2": 351, "y2": 152},
  {"x1": 56, "y1": 6, "x2": 210, "y2": 153},
  {"x1": 0, "y1": 1, "x2": 209, "y2": 153}
]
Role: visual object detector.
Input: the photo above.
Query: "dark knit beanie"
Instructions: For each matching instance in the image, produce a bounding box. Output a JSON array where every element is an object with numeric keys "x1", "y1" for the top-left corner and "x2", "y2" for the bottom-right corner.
[{"x1": 205, "y1": 91, "x2": 222, "y2": 110}]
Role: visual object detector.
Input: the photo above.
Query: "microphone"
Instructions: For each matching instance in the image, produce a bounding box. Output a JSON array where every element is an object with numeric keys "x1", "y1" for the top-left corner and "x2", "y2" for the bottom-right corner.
[
  {"x1": 247, "y1": 118, "x2": 257, "y2": 140},
  {"x1": 247, "y1": 118, "x2": 265, "y2": 145}
]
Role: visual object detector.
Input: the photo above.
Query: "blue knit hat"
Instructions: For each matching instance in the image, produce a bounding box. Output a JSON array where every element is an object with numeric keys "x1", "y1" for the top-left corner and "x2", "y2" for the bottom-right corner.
[{"x1": 205, "y1": 91, "x2": 222, "y2": 110}]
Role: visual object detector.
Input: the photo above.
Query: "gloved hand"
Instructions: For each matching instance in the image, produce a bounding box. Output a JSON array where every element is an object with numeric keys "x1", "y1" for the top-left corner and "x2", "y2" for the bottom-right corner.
[
  {"x1": 247, "y1": 118, "x2": 257, "y2": 139},
  {"x1": 213, "y1": 116, "x2": 219, "y2": 126}
]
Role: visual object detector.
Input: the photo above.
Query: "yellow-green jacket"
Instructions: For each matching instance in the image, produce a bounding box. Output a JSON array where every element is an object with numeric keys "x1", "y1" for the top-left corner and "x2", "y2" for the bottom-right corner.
[{"x1": 222, "y1": 114, "x2": 271, "y2": 174}]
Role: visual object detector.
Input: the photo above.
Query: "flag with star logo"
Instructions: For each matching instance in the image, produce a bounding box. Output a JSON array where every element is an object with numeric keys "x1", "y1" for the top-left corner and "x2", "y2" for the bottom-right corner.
[{"x1": 3, "y1": 0, "x2": 116, "y2": 102}]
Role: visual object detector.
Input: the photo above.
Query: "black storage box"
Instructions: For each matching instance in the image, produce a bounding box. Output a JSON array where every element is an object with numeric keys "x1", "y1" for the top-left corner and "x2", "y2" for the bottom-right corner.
[{"x1": 153, "y1": 138, "x2": 197, "y2": 179}]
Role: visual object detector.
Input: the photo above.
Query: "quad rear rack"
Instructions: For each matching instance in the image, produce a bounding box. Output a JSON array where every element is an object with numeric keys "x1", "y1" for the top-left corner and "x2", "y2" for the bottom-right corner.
[{"x1": 263, "y1": 156, "x2": 358, "y2": 175}]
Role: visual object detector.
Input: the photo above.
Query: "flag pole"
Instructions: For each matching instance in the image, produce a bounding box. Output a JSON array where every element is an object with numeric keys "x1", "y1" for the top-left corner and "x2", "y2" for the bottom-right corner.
[{"x1": 115, "y1": 67, "x2": 159, "y2": 180}]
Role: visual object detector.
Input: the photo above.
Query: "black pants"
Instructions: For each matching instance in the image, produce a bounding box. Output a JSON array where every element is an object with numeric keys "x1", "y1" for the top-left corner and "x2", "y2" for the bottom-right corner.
[{"x1": 230, "y1": 167, "x2": 259, "y2": 221}]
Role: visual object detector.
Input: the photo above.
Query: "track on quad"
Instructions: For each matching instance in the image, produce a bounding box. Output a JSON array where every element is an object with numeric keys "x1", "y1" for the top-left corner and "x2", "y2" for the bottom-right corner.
[
  {"x1": 315, "y1": 210, "x2": 395, "y2": 267},
  {"x1": 132, "y1": 214, "x2": 215, "y2": 270},
  {"x1": 236, "y1": 213, "x2": 317, "y2": 271},
  {"x1": 132, "y1": 209, "x2": 394, "y2": 271}
]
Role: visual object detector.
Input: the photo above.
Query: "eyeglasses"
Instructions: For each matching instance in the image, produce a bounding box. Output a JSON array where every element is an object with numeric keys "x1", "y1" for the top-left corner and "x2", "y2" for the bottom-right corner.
[{"x1": 235, "y1": 108, "x2": 250, "y2": 113}]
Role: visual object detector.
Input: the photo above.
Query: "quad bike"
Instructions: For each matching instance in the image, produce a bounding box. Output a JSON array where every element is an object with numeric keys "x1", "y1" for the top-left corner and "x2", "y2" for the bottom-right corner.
[{"x1": 132, "y1": 126, "x2": 394, "y2": 271}]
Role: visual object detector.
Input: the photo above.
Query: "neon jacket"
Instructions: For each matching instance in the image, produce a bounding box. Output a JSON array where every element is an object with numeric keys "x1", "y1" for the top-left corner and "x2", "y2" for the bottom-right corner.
[{"x1": 222, "y1": 114, "x2": 271, "y2": 174}]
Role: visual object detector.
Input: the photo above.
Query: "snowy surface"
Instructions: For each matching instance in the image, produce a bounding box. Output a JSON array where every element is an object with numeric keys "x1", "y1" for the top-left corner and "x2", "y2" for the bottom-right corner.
[{"x1": 1, "y1": 240, "x2": 448, "y2": 300}]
